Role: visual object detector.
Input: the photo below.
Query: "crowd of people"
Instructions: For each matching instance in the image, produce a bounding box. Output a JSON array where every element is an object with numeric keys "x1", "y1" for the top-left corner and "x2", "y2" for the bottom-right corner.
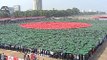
[
  {"x1": 23, "y1": 53, "x2": 37, "y2": 60},
  {"x1": 0, "y1": 53, "x2": 24, "y2": 60},
  {"x1": 0, "y1": 35, "x2": 107, "y2": 60}
]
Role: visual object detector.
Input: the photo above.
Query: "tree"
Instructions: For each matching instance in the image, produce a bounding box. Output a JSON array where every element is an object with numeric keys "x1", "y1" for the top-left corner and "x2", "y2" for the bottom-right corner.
[
  {"x1": 0, "y1": 6, "x2": 10, "y2": 18},
  {"x1": 71, "y1": 8, "x2": 80, "y2": 15},
  {"x1": 0, "y1": 10, "x2": 3, "y2": 18},
  {"x1": 66, "y1": 9, "x2": 72, "y2": 16}
]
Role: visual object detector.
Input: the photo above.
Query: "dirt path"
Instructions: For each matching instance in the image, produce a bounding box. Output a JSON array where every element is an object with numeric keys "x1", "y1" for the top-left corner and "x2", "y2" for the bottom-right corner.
[
  {"x1": 98, "y1": 47, "x2": 107, "y2": 60},
  {"x1": 97, "y1": 41, "x2": 107, "y2": 60}
]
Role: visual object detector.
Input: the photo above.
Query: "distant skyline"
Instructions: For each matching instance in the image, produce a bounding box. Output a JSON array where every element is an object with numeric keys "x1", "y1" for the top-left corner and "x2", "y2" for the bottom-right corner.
[{"x1": 0, "y1": 0, "x2": 107, "y2": 12}]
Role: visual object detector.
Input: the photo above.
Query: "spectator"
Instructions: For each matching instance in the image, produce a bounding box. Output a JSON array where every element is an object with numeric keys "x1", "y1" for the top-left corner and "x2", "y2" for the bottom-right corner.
[
  {"x1": 50, "y1": 51, "x2": 54, "y2": 57},
  {"x1": 1, "y1": 53, "x2": 5, "y2": 60},
  {"x1": 33, "y1": 48, "x2": 37, "y2": 54},
  {"x1": 4, "y1": 55, "x2": 7, "y2": 60},
  {"x1": 14, "y1": 56, "x2": 18, "y2": 60},
  {"x1": 0, "y1": 54, "x2": 1, "y2": 60},
  {"x1": 9, "y1": 44, "x2": 11, "y2": 50},
  {"x1": 24, "y1": 52, "x2": 27, "y2": 60},
  {"x1": 30, "y1": 53, "x2": 37, "y2": 60},
  {"x1": 25, "y1": 55, "x2": 30, "y2": 60}
]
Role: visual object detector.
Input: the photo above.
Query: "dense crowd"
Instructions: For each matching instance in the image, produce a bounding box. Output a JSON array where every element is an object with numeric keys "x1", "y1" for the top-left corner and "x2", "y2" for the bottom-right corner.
[{"x1": 0, "y1": 35, "x2": 106, "y2": 60}]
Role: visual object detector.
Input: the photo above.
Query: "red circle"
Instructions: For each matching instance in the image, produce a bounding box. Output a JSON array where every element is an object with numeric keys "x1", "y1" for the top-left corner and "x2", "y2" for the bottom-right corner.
[{"x1": 20, "y1": 22, "x2": 92, "y2": 29}]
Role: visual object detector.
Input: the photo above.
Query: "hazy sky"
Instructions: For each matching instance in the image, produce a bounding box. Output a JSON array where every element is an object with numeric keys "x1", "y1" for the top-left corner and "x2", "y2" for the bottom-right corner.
[{"x1": 0, "y1": 0, "x2": 107, "y2": 12}]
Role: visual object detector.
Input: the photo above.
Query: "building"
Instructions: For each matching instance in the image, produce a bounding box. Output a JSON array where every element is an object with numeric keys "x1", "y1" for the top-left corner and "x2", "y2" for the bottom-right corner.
[
  {"x1": 13, "y1": 5, "x2": 21, "y2": 12},
  {"x1": 33, "y1": 0, "x2": 42, "y2": 10}
]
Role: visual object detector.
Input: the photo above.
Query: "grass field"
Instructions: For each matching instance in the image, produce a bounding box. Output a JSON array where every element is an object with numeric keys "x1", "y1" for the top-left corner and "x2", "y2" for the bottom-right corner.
[{"x1": 0, "y1": 19, "x2": 107, "y2": 55}]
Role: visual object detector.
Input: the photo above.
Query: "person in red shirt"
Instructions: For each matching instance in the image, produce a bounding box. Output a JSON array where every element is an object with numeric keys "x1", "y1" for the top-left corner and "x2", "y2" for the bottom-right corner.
[
  {"x1": 30, "y1": 53, "x2": 37, "y2": 60},
  {"x1": 14, "y1": 56, "x2": 18, "y2": 60}
]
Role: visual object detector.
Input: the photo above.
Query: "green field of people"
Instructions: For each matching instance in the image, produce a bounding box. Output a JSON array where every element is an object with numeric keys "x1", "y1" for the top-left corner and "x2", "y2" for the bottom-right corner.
[{"x1": 0, "y1": 19, "x2": 107, "y2": 55}]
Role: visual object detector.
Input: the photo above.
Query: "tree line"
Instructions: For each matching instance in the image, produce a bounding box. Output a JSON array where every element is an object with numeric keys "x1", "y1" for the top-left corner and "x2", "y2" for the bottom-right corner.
[
  {"x1": 13, "y1": 8, "x2": 80, "y2": 18},
  {"x1": 0, "y1": 6, "x2": 106, "y2": 18}
]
